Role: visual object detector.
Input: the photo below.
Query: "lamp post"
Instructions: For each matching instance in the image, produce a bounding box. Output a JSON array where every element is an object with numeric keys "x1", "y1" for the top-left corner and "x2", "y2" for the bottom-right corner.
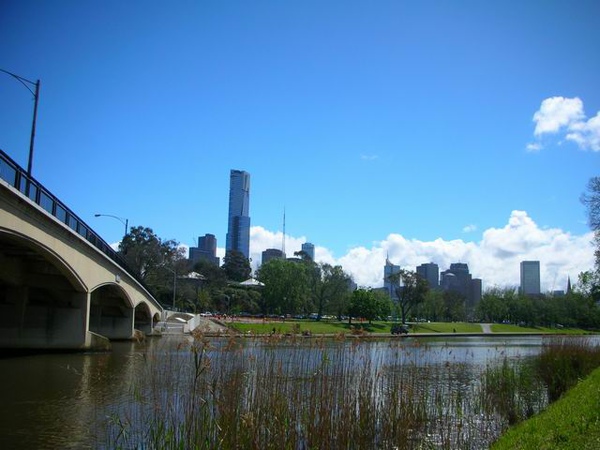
[
  {"x1": 94, "y1": 213, "x2": 129, "y2": 237},
  {"x1": 164, "y1": 266, "x2": 177, "y2": 311},
  {"x1": 0, "y1": 68, "x2": 40, "y2": 177}
]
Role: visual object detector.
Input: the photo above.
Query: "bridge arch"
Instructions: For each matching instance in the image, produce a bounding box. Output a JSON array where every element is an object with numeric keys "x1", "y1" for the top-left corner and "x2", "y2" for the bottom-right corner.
[
  {"x1": 0, "y1": 230, "x2": 90, "y2": 349},
  {"x1": 0, "y1": 228, "x2": 88, "y2": 293}
]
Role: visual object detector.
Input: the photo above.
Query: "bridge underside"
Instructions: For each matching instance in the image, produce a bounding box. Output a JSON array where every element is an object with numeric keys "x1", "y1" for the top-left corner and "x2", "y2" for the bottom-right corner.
[{"x1": 0, "y1": 233, "x2": 159, "y2": 351}]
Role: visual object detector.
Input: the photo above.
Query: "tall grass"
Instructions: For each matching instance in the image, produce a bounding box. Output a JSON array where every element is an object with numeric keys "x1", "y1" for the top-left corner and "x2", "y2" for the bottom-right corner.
[
  {"x1": 480, "y1": 336, "x2": 600, "y2": 429},
  {"x1": 106, "y1": 334, "x2": 600, "y2": 449}
]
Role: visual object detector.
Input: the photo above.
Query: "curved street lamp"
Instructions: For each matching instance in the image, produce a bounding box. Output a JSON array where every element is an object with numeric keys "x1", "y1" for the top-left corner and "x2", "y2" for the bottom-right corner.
[
  {"x1": 0, "y1": 68, "x2": 40, "y2": 177},
  {"x1": 94, "y1": 213, "x2": 129, "y2": 237}
]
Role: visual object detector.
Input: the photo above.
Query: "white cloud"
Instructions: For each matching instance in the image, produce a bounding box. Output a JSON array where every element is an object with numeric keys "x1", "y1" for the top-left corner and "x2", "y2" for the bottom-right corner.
[
  {"x1": 533, "y1": 97, "x2": 584, "y2": 136},
  {"x1": 529, "y1": 96, "x2": 600, "y2": 152},
  {"x1": 245, "y1": 211, "x2": 594, "y2": 294},
  {"x1": 463, "y1": 224, "x2": 477, "y2": 233},
  {"x1": 360, "y1": 154, "x2": 379, "y2": 161},
  {"x1": 566, "y1": 111, "x2": 600, "y2": 152},
  {"x1": 249, "y1": 226, "x2": 307, "y2": 268}
]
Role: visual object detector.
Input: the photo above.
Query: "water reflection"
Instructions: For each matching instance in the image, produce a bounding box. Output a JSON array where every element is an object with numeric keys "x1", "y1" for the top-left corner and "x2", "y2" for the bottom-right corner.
[{"x1": 0, "y1": 335, "x2": 596, "y2": 449}]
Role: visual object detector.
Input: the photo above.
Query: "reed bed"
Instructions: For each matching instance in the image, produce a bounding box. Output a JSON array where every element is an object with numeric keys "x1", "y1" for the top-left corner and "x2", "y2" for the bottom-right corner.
[{"x1": 105, "y1": 334, "x2": 600, "y2": 450}]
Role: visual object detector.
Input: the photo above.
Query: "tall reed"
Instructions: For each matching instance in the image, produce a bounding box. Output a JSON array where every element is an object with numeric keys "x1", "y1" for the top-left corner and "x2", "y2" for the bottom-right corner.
[{"x1": 106, "y1": 334, "x2": 600, "y2": 449}]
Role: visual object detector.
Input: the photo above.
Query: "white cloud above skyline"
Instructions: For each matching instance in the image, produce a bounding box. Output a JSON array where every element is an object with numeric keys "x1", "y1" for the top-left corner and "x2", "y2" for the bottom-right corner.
[
  {"x1": 241, "y1": 210, "x2": 594, "y2": 294},
  {"x1": 463, "y1": 224, "x2": 478, "y2": 233},
  {"x1": 528, "y1": 96, "x2": 600, "y2": 152}
]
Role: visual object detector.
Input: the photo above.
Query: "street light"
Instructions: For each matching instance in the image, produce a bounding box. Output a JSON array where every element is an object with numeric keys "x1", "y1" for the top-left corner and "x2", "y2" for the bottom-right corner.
[
  {"x1": 0, "y1": 68, "x2": 40, "y2": 177},
  {"x1": 163, "y1": 266, "x2": 177, "y2": 311},
  {"x1": 94, "y1": 213, "x2": 129, "y2": 237}
]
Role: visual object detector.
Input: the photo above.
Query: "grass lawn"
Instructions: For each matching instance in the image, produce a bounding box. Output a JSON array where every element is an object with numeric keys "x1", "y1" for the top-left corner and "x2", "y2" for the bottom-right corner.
[
  {"x1": 226, "y1": 320, "x2": 484, "y2": 335},
  {"x1": 410, "y1": 322, "x2": 482, "y2": 333},
  {"x1": 228, "y1": 320, "x2": 390, "y2": 335},
  {"x1": 492, "y1": 366, "x2": 600, "y2": 450},
  {"x1": 490, "y1": 324, "x2": 588, "y2": 334}
]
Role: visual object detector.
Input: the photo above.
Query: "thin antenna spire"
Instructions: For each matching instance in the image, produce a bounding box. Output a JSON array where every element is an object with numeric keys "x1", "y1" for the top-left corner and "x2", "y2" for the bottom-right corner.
[{"x1": 282, "y1": 207, "x2": 286, "y2": 257}]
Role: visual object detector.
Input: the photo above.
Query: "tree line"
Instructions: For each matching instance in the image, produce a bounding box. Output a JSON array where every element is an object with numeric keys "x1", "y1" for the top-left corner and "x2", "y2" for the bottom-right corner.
[{"x1": 113, "y1": 176, "x2": 600, "y2": 328}]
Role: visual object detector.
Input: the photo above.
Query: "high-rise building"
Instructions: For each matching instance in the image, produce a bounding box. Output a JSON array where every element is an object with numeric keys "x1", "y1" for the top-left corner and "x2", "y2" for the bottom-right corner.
[
  {"x1": 520, "y1": 261, "x2": 541, "y2": 295},
  {"x1": 384, "y1": 257, "x2": 401, "y2": 299},
  {"x1": 301, "y1": 242, "x2": 315, "y2": 260},
  {"x1": 262, "y1": 248, "x2": 285, "y2": 265},
  {"x1": 226, "y1": 169, "x2": 251, "y2": 259},
  {"x1": 416, "y1": 262, "x2": 439, "y2": 289},
  {"x1": 189, "y1": 233, "x2": 220, "y2": 266},
  {"x1": 440, "y1": 263, "x2": 481, "y2": 311}
]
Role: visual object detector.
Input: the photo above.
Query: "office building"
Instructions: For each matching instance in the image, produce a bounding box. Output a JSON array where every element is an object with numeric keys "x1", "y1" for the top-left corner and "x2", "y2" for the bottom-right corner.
[
  {"x1": 416, "y1": 262, "x2": 439, "y2": 289},
  {"x1": 226, "y1": 169, "x2": 251, "y2": 259},
  {"x1": 189, "y1": 233, "x2": 219, "y2": 266},
  {"x1": 383, "y1": 257, "x2": 401, "y2": 299},
  {"x1": 262, "y1": 248, "x2": 285, "y2": 265},
  {"x1": 301, "y1": 242, "x2": 315, "y2": 260},
  {"x1": 520, "y1": 261, "x2": 541, "y2": 295},
  {"x1": 440, "y1": 263, "x2": 481, "y2": 310}
]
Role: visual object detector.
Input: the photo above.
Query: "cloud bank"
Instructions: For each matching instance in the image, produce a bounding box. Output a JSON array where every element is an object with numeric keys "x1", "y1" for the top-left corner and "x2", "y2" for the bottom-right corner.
[
  {"x1": 528, "y1": 96, "x2": 600, "y2": 152},
  {"x1": 246, "y1": 210, "x2": 594, "y2": 294}
]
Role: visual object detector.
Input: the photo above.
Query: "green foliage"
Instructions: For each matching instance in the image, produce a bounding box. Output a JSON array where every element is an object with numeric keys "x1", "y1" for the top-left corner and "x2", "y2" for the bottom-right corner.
[
  {"x1": 534, "y1": 337, "x2": 600, "y2": 402},
  {"x1": 581, "y1": 176, "x2": 600, "y2": 302},
  {"x1": 387, "y1": 269, "x2": 429, "y2": 324},
  {"x1": 221, "y1": 250, "x2": 251, "y2": 282},
  {"x1": 311, "y1": 263, "x2": 353, "y2": 319},
  {"x1": 348, "y1": 288, "x2": 390, "y2": 324},
  {"x1": 475, "y1": 284, "x2": 600, "y2": 330},
  {"x1": 492, "y1": 364, "x2": 600, "y2": 450},
  {"x1": 481, "y1": 358, "x2": 545, "y2": 425},
  {"x1": 256, "y1": 258, "x2": 310, "y2": 314},
  {"x1": 118, "y1": 226, "x2": 186, "y2": 303}
]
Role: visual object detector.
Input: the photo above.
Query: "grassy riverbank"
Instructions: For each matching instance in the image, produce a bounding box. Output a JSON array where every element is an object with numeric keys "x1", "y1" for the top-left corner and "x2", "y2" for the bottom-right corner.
[
  {"x1": 226, "y1": 319, "x2": 585, "y2": 335},
  {"x1": 492, "y1": 365, "x2": 600, "y2": 450}
]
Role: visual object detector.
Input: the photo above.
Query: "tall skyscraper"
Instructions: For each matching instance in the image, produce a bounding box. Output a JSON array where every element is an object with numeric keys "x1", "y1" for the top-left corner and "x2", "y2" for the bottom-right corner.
[
  {"x1": 301, "y1": 242, "x2": 315, "y2": 260},
  {"x1": 520, "y1": 261, "x2": 541, "y2": 295},
  {"x1": 416, "y1": 262, "x2": 439, "y2": 289},
  {"x1": 226, "y1": 169, "x2": 251, "y2": 259}
]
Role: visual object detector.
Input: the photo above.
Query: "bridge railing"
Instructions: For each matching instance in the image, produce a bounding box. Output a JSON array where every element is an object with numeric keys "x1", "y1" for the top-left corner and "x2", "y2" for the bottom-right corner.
[{"x1": 0, "y1": 148, "x2": 158, "y2": 303}]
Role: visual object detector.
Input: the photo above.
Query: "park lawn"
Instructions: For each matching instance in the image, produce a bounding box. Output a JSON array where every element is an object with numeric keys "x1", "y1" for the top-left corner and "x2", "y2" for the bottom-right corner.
[
  {"x1": 490, "y1": 324, "x2": 588, "y2": 334},
  {"x1": 228, "y1": 320, "x2": 391, "y2": 335},
  {"x1": 492, "y1": 366, "x2": 600, "y2": 450},
  {"x1": 409, "y1": 322, "x2": 482, "y2": 333},
  {"x1": 228, "y1": 320, "x2": 483, "y2": 335}
]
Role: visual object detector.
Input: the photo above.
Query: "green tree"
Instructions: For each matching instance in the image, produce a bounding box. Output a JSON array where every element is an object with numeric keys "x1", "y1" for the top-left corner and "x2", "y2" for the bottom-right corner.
[
  {"x1": 476, "y1": 287, "x2": 510, "y2": 323},
  {"x1": 222, "y1": 250, "x2": 251, "y2": 282},
  {"x1": 415, "y1": 289, "x2": 445, "y2": 322},
  {"x1": 256, "y1": 259, "x2": 309, "y2": 314},
  {"x1": 348, "y1": 288, "x2": 390, "y2": 324},
  {"x1": 581, "y1": 176, "x2": 600, "y2": 301},
  {"x1": 443, "y1": 290, "x2": 466, "y2": 322},
  {"x1": 118, "y1": 226, "x2": 186, "y2": 306},
  {"x1": 312, "y1": 263, "x2": 352, "y2": 319},
  {"x1": 388, "y1": 269, "x2": 429, "y2": 324}
]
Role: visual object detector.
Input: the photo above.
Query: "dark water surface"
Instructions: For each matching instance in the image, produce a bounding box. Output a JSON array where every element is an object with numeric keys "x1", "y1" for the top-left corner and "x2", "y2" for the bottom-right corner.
[{"x1": 0, "y1": 335, "x2": 587, "y2": 449}]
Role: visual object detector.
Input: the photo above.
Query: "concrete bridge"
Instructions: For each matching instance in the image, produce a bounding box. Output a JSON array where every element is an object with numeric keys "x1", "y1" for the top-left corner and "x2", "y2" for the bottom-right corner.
[{"x1": 0, "y1": 149, "x2": 163, "y2": 351}]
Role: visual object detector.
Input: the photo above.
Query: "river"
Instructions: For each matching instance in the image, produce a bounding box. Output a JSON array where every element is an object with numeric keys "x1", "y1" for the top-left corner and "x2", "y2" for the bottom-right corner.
[{"x1": 0, "y1": 334, "x2": 589, "y2": 449}]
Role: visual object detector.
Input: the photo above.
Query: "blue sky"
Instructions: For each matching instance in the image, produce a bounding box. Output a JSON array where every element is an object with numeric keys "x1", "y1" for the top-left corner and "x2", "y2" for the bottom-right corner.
[{"x1": 1, "y1": 1, "x2": 598, "y2": 291}]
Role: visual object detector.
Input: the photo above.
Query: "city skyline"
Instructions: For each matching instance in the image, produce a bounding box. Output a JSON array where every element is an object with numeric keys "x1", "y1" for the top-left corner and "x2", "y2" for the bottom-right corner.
[{"x1": 1, "y1": 1, "x2": 597, "y2": 294}]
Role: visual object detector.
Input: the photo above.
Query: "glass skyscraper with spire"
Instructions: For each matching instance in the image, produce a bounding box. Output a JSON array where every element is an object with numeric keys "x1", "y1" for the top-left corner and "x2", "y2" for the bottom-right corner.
[{"x1": 226, "y1": 169, "x2": 251, "y2": 259}]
